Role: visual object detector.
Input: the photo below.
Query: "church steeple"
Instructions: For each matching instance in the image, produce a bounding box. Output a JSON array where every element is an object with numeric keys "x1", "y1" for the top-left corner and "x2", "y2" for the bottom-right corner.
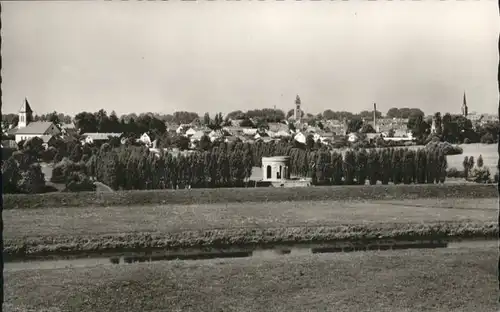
[
  {"x1": 18, "y1": 97, "x2": 33, "y2": 128},
  {"x1": 461, "y1": 91, "x2": 468, "y2": 117},
  {"x1": 294, "y1": 95, "x2": 302, "y2": 123}
]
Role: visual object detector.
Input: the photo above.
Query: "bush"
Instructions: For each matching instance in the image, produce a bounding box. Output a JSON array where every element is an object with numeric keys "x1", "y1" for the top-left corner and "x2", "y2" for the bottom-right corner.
[
  {"x1": 425, "y1": 141, "x2": 463, "y2": 156},
  {"x1": 64, "y1": 172, "x2": 96, "y2": 192},
  {"x1": 446, "y1": 167, "x2": 465, "y2": 179},
  {"x1": 2, "y1": 147, "x2": 17, "y2": 161},
  {"x1": 17, "y1": 163, "x2": 45, "y2": 194},
  {"x1": 2, "y1": 157, "x2": 22, "y2": 193},
  {"x1": 51, "y1": 158, "x2": 87, "y2": 184},
  {"x1": 480, "y1": 133, "x2": 495, "y2": 144},
  {"x1": 469, "y1": 167, "x2": 491, "y2": 184},
  {"x1": 41, "y1": 147, "x2": 57, "y2": 163}
]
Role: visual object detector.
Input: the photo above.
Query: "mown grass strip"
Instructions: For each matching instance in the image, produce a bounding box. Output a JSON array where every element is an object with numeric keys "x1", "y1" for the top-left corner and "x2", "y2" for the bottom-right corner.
[
  {"x1": 4, "y1": 221, "x2": 497, "y2": 257},
  {"x1": 4, "y1": 183, "x2": 498, "y2": 209}
]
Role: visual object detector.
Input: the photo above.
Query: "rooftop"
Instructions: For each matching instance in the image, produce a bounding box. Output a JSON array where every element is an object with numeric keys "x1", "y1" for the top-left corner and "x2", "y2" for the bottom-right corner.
[{"x1": 15, "y1": 122, "x2": 55, "y2": 135}]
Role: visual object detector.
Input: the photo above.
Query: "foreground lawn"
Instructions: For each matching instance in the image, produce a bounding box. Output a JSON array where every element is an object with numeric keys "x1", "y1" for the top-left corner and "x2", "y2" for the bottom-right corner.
[
  {"x1": 5, "y1": 198, "x2": 496, "y2": 239},
  {"x1": 4, "y1": 246, "x2": 497, "y2": 312}
]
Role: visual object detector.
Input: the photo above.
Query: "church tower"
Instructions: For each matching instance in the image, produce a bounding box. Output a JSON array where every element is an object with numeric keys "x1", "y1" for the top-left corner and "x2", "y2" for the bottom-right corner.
[
  {"x1": 461, "y1": 92, "x2": 468, "y2": 118},
  {"x1": 294, "y1": 95, "x2": 302, "y2": 123},
  {"x1": 18, "y1": 97, "x2": 33, "y2": 129}
]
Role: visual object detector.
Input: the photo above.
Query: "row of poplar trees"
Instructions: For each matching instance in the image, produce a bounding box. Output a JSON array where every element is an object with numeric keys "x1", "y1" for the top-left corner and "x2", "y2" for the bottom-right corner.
[{"x1": 82, "y1": 141, "x2": 447, "y2": 190}]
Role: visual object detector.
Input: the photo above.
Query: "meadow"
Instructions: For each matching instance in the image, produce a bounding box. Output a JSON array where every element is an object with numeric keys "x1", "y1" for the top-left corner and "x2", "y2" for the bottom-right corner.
[
  {"x1": 4, "y1": 180, "x2": 498, "y2": 311},
  {"x1": 4, "y1": 246, "x2": 497, "y2": 312},
  {"x1": 3, "y1": 183, "x2": 497, "y2": 209},
  {"x1": 4, "y1": 195, "x2": 497, "y2": 257},
  {"x1": 447, "y1": 143, "x2": 497, "y2": 172}
]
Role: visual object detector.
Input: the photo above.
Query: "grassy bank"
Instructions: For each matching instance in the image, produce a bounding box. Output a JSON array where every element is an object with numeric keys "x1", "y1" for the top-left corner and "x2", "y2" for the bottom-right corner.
[
  {"x1": 5, "y1": 246, "x2": 497, "y2": 312},
  {"x1": 4, "y1": 183, "x2": 498, "y2": 209},
  {"x1": 4, "y1": 221, "x2": 497, "y2": 258}
]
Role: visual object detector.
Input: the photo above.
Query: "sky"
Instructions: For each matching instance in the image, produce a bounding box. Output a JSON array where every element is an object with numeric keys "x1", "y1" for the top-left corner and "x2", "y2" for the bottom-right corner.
[{"x1": 2, "y1": 1, "x2": 499, "y2": 117}]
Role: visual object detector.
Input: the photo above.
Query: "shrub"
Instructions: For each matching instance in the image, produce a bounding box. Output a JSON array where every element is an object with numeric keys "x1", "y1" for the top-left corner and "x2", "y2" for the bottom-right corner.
[
  {"x1": 2, "y1": 147, "x2": 17, "y2": 161},
  {"x1": 446, "y1": 167, "x2": 465, "y2": 179},
  {"x1": 2, "y1": 157, "x2": 21, "y2": 194},
  {"x1": 65, "y1": 172, "x2": 96, "y2": 192},
  {"x1": 425, "y1": 141, "x2": 463, "y2": 156},
  {"x1": 41, "y1": 147, "x2": 57, "y2": 163},
  {"x1": 51, "y1": 158, "x2": 87, "y2": 184},
  {"x1": 469, "y1": 167, "x2": 491, "y2": 184},
  {"x1": 480, "y1": 133, "x2": 495, "y2": 144},
  {"x1": 17, "y1": 163, "x2": 45, "y2": 194}
]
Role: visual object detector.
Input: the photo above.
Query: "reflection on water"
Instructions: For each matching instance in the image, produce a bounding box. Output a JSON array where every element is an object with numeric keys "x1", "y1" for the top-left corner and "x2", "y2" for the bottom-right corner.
[{"x1": 5, "y1": 239, "x2": 496, "y2": 271}]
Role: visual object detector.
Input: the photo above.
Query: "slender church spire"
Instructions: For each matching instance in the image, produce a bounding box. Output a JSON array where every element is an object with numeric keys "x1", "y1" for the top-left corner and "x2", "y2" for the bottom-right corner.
[{"x1": 461, "y1": 91, "x2": 468, "y2": 117}]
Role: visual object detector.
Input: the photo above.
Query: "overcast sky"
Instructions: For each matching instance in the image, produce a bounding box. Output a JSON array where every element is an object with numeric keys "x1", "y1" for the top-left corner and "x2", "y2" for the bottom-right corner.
[{"x1": 2, "y1": 1, "x2": 499, "y2": 117}]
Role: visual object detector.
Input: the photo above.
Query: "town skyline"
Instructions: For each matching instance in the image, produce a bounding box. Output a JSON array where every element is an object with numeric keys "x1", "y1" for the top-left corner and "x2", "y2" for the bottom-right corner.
[{"x1": 3, "y1": 1, "x2": 499, "y2": 116}]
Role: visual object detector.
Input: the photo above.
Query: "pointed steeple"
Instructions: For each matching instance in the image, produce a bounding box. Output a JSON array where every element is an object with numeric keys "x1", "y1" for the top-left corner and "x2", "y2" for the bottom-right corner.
[
  {"x1": 461, "y1": 91, "x2": 468, "y2": 117},
  {"x1": 18, "y1": 97, "x2": 34, "y2": 128},
  {"x1": 19, "y1": 97, "x2": 33, "y2": 113}
]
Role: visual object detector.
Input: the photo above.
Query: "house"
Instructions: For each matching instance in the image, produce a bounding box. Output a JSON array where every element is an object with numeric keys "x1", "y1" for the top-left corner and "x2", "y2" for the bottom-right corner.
[
  {"x1": 275, "y1": 130, "x2": 291, "y2": 138},
  {"x1": 165, "y1": 122, "x2": 179, "y2": 132},
  {"x1": 138, "y1": 132, "x2": 152, "y2": 146},
  {"x1": 190, "y1": 130, "x2": 205, "y2": 142},
  {"x1": 294, "y1": 132, "x2": 306, "y2": 144},
  {"x1": 176, "y1": 124, "x2": 192, "y2": 135},
  {"x1": 267, "y1": 122, "x2": 289, "y2": 133},
  {"x1": 243, "y1": 128, "x2": 258, "y2": 136},
  {"x1": 365, "y1": 133, "x2": 380, "y2": 141},
  {"x1": 61, "y1": 123, "x2": 77, "y2": 136},
  {"x1": 266, "y1": 130, "x2": 277, "y2": 138},
  {"x1": 185, "y1": 128, "x2": 197, "y2": 137},
  {"x1": 223, "y1": 126, "x2": 244, "y2": 137},
  {"x1": 255, "y1": 133, "x2": 273, "y2": 143},
  {"x1": 305, "y1": 126, "x2": 317, "y2": 133},
  {"x1": 14, "y1": 121, "x2": 61, "y2": 143},
  {"x1": 2, "y1": 139, "x2": 17, "y2": 148},
  {"x1": 347, "y1": 132, "x2": 359, "y2": 143},
  {"x1": 39, "y1": 135, "x2": 57, "y2": 149},
  {"x1": 209, "y1": 129, "x2": 227, "y2": 142},
  {"x1": 225, "y1": 136, "x2": 240, "y2": 143},
  {"x1": 81, "y1": 132, "x2": 122, "y2": 145}
]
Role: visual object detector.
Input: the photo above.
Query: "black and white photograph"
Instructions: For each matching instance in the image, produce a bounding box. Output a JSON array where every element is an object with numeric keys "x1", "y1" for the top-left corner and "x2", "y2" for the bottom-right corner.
[{"x1": 1, "y1": 1, "x2": 499, "y2": 311}]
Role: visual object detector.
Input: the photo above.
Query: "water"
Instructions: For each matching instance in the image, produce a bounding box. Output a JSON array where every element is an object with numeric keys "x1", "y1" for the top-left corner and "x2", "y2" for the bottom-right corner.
[{"x1": 5, "y1": 238, "x2": 496, "y2": 271}]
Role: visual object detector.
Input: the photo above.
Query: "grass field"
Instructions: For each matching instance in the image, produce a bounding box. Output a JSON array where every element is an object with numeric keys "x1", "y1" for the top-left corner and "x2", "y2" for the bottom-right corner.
[
  {"x1": 3, "y1": 183, "x2": 498, "y2": 209},
  {"x1": 448, "y1": 143, "x2": 497, "y2": 173},
  {"x1": 4, "y1": 198, "x2": 497, "y2": 256},
  {"x1": 4, "y1": 245, "x2": 497, "y2": 312}
]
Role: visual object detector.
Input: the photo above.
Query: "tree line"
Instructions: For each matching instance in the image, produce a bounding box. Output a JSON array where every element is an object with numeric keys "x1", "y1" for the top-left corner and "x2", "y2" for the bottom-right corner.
[{"x1": 33, "y1": 139, "x2": 448, "y2": 193}]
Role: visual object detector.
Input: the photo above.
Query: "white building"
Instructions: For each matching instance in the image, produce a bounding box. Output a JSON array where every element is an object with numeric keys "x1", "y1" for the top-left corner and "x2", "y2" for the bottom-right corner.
[
  {"x1": 138, "y1": 133, "x2": 152, "y2": 146},
  {"x1": 294, "y1": 132, "x2": 306, "y2": 144},
  {"x1": 12, "y1": 98, "x2": 61, "y2": 143}
]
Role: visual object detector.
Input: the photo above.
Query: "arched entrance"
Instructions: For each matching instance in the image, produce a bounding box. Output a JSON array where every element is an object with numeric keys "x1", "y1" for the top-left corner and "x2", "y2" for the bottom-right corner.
[{"x1": 266, "y1": 165, "x2": 272, "y2": 179}]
